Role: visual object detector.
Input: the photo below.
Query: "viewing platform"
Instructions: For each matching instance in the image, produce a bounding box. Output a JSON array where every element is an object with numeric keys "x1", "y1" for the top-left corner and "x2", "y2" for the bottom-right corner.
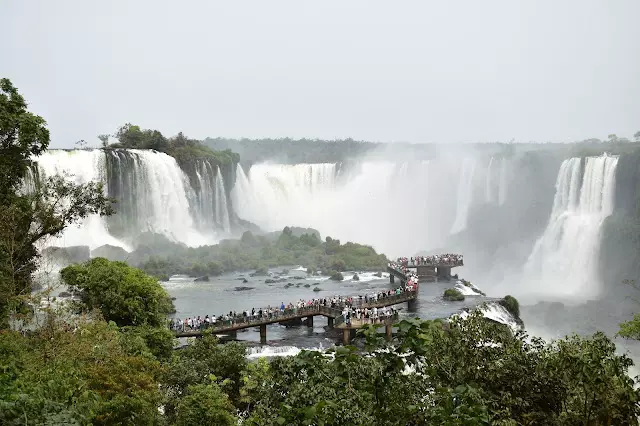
[
  {"x1": 388, "y1": 255, "x2": 463, "y2": 284},
  {"x1": 173, "y1": 289, "x2": 417, "y2": 343}
]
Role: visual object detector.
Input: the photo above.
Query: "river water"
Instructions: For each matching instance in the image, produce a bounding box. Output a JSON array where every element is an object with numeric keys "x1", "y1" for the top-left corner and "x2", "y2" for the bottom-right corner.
[{"x1": 162, "y1": 267, "x2": 490, "y2": 355}]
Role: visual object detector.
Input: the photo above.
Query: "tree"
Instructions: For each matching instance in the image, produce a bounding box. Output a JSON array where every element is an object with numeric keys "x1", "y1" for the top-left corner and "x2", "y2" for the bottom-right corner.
[
  {"x1": 60, "y1": 258, "x2": 174, "y2": 328},
  {"x1": 0, "y1": 78, "x2": 49, "y2": 201},
  {"x1": 634, "y1": 130, "x2": 640, "y2": 142},
  {"x1": 97, "y1": 133, "x2": 110, "y2": 147},
  {"x1": 0, "y1": 78, "x2": 113, "y2": 326},
  {"x1": 174, "y1": 382, "x2": 236, "y2": 426}
]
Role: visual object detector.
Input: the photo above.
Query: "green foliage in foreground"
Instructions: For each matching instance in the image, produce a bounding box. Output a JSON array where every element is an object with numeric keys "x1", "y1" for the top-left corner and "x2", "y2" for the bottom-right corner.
[
  {"x1": 241, "y1": 314, "x2": 640, "y2": 425},
  {"x1": 3, "y1": 311, "x2": 639, "y2": 425},
  {"x1": 137, "y1": 227, "x2": 388, "y2": 279},
  {"x1": 60, "y1": 258, "x2": 175, "y2": 328},
  {"x1": 443, "y1": 288, "x2": 465, "y2": 301}
]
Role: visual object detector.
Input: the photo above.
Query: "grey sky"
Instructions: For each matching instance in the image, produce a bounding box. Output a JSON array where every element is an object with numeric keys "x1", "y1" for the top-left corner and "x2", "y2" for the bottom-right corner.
[{"x1": 2, "y1": 1, "x2": 639, "y2": 148}]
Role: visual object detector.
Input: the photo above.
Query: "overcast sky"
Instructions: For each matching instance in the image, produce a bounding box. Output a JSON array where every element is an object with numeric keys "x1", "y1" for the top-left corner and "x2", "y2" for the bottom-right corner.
[{"x1": 2, "y1": 1, "x2": 639, "y2": 148}]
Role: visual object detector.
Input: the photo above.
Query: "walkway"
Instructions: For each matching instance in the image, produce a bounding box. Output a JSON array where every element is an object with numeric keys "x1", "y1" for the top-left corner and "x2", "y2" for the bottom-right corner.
[
  {"x1": 173, "y1": 289, "x2": 417, "y2": 343},
  {"x1": 388, "y1": 254, "x2": 464, "y2": 284}
]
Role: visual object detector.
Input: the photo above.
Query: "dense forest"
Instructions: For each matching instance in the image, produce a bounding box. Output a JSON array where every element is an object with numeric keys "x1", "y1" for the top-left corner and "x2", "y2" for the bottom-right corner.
[{"x1": 3, "y1": 79, "x2": 640, "y2": 424}]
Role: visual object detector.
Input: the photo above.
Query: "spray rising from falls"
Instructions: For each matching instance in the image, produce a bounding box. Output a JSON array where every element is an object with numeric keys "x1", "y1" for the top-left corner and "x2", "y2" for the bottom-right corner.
[
  {"x1": 498, "y1": 157, "x2": 508, "y2": 206},
  {"x1": 522, "y1": 154, "x2": 618, "y2": 300},
  {"x1": 232, "y1": 160, "x2": 463, "y2": 256},
  {"x1": 450, "y1": 158, "x2": 477, "y2": 234},
  {"x1": 485, "y1": 157, "x2": 494, "y2": 203}
]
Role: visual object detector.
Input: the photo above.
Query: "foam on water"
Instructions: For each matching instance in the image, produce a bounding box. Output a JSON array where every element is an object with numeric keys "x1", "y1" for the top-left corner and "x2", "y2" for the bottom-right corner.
[
  {"x1": 455, "y1": 280, "x2": 484, "y2": 296},
  {"x1": 246, "y1": 344, "x2": 327, "y2": 359}
]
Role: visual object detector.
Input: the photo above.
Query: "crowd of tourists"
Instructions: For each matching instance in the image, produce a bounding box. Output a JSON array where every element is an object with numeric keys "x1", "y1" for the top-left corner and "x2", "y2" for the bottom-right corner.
[
  {"x1": 341, "y1": 305, "x2": 398, "y2": 326},
  {"x1": 395, "y1": 254, "x2": 463, "y2": 268},
  {"x1": 169, "y1": 285, "x2": 416, "y2": 333}
]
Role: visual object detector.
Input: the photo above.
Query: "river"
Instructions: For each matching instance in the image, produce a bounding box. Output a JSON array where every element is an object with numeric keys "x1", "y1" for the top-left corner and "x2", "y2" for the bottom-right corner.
[{"x1": 162, "y1": 267, "x2": 491, "y2": 356}]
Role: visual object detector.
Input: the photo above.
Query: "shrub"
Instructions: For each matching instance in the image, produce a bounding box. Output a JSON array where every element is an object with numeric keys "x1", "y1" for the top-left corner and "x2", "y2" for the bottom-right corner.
[
  {"x1": 328, "y1": 270, "x2": 344, "y2": 281},
  {"x1": 444, "y1": 288, "x2": 465, "y2": 301},
  {"x1": 499, "y1": 295, "x2": 520, "y2": 318}
]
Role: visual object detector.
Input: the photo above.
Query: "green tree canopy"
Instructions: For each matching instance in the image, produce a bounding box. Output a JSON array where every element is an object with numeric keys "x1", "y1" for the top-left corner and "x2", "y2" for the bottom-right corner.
[{"x1": 60, "y1": 258, "x2": 174, "y2": 327}]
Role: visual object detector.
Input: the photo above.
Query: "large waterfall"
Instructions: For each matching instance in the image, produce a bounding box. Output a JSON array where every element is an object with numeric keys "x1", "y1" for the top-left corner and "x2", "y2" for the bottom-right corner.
[
  {"x1": 32, "y1": 149, "x2": 234, "y2": 251},
  {"x1": 522, "y1": 154, "x2": 619, "y2": 300}
]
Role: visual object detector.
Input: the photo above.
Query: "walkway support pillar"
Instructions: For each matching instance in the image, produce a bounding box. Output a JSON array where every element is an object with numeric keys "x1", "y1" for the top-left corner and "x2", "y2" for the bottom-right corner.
[
  {"x1": 306, "y1": 316, "x2": 314, "y2": 328},
  {"x1": 342, "y1": 328, "x2": 351, "y2": 345},
  {"x1": 390, "y1": 274, "x2": 395, "y2": 284},
  {"x1": 259, "y1": 324, "x2": 267, "y2": 344},
  {"x1": 327, "y1": 317, "x2": 334, "y2": 328},
  {"x1": 407, "y1": 298, "x2": 417, "y2": 312},
  {"x1": 385, "y1": 324, "x2": 392, "y2": 341}
]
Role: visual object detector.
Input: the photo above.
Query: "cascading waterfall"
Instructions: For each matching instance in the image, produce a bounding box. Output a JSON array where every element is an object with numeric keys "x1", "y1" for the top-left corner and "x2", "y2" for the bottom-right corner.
[
  {"x1": 498, "y1": 157, "x2": 508, "y2": 206},
  {"x1": 106, "y1": 149, "x2": 213, "y2": 246},
  {"x1": 231, "y1": 163, "x2": 338, "y2": 232},
  {"x1": 450, "y1": 158, "x2": 477, "y2": 234},
  {"x1": 194, "y1": 160, "x2": 216, "y2": 229},
  {"x1": 214, "y1": 166, "x2": 231, "y2": 233},
  {"x1": 485, "y1": 156, "x2": 494, "y2": 203},
  {"x1": 232, "y1": 160, "x2": 459, "y2": 256},
  {"x1": 33, "y1": 150, "x2": 132, "y2": 250},
  {"x1": 32, "y1": 149, "x2": 233, "y2": 251},
  {"x1": 522, "y1": 154, "x2": 618, "y2": 300}
]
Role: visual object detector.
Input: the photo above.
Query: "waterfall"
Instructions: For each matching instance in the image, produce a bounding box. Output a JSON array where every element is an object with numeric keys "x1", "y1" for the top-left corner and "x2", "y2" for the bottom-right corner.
[
  {"x1": 215, "y1": 166, "x2": 231, "y2": 233},
  {"x1": 194, "y1": 160, "x2": 216, "y2": 229},
  {"x1": 485, "y1": 157, "x2": 494, "y2": 203},
  {"x1": 450, "y1": 158, "x2": 477, "y2": 234},
  {"x1": 33, "y1": 150, "x2": 131, "y2": 251},
  {"x1": 231, "y1": 163, "x2": 338, "y2": 232},
  {"x1": 498, "y1": 157, "x2": 508, "y2": 206},
  {"x1": 231, "y1": 160, "x2": 458, "y2": 256},
  {"x1": 108, "y1": 149, "x2": 212, "y2": 246},
  {"x1": 522, "y1": 154, "x2": 618, "y2": 300},
  {"x1": 32, "y1": 149, "x2": 229, "y2": 251}
]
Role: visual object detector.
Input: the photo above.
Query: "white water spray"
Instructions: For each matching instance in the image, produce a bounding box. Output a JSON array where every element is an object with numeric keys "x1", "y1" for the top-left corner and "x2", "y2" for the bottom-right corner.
[
  {"x1": 498, "y1": 157, "x2": 508, "y2": 206},
  {"x1": 450, "y1": 158, "x2": 477, "y2": 234},
  {"x1": 485, "y1": 157, "x2": 494, "y2": 203},
  {"x1": 231, "y1": 161, "x2": 458, "y2": 256}
]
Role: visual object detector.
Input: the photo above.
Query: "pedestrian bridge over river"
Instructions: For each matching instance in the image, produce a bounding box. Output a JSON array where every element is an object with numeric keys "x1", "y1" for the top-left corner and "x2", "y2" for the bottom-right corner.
[{"x1": 173, "y1": 289, "x2": 418, "y2": 344}]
